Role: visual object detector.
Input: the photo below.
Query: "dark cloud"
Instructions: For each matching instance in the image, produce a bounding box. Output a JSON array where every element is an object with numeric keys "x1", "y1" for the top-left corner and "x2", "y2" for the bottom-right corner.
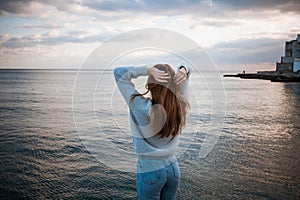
[
  {"x1": 0, "y1": 29, "x2": 116, "y2": 48},
  {"x1": 213, "y1": 0, "x2": 300, "y2": 13},
  {"x1": 0, "y1": 0, "x2": 215, "y2": 16},
  {"x1": 21, "y1": 23, "x2": 65, "y2": 29},
  {"x1": 0, "y1": 0, "x2": 32, "y2": 14},
  {"x1": 1, "y1": 0, "x2": 299, "y2": 17},
  {"x1": 208, "y1": 37, "x2": 287, "y2": 66}
]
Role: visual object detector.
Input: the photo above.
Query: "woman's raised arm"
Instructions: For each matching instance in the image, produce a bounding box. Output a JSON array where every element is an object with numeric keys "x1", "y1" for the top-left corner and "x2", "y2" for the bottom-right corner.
[
  {"x1": 174, "y1": 63, "x2": 192, "y2": 99},
  {"x1": 113, "y1": 66, "x2": 148, "y2": 104}
]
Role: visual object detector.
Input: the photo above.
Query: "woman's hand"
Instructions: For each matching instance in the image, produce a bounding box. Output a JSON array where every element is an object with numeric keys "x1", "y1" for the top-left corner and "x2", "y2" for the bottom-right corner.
[
  {"x1": 174, "y1": 67, "x2": 188, "y2": 87},
  {"x1": 147, "y1": 67, "x2": 170, "y2": 83}
]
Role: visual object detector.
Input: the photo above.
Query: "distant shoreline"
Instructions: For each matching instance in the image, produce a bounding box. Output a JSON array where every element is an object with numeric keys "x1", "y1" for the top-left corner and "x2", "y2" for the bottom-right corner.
[
  {"x1": 224, "y1": 71, "x2": 300, "y2": 82},
  {"x1": 0, "y1": 68, "x2": 113, "y2": 72}
]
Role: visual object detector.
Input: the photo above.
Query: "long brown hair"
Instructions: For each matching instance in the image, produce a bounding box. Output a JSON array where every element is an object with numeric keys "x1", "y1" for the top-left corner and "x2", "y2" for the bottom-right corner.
[{"x1": 131, "y1": 64, "x2": 189, "y2": 138}]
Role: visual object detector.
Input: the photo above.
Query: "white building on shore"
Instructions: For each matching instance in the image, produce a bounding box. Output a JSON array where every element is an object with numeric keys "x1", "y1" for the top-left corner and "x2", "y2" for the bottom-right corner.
[{"x1": 276, "y1": 34, "x2": 300, "y2": 73}]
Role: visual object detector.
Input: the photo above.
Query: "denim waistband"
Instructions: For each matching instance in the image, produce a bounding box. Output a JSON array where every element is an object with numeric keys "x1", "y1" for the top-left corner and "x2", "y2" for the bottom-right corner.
[{"x1": 137, "y1": 155, "x2": 177, "y2": 173}]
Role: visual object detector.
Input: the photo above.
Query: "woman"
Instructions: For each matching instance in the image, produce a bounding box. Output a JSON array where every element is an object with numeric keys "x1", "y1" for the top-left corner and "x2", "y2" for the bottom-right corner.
[{"x1": 114, "y1": 63, "x2": 191, "y2": 200}]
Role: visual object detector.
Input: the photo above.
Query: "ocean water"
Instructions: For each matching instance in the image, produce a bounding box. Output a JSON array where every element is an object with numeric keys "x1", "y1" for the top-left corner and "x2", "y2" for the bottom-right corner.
[{"x1": 0, "y1": 69, "x2": 299, "y2": 199}]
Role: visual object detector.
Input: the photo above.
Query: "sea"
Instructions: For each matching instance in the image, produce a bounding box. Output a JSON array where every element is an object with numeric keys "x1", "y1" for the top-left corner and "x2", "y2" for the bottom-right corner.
[{"x1": 0, "y1": 69, "x2": 299, "y2": 199}]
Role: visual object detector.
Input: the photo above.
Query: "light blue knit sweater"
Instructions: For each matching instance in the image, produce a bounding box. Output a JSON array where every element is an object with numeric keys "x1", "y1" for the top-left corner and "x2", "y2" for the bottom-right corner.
[{"x1": 113, "y1": 64, "x2": 191, "y2": 159}]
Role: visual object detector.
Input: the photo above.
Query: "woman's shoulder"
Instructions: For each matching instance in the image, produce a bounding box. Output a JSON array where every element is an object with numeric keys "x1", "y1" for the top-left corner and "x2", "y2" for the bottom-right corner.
[{"x1": 129, "y1": 95, "x2": 152, "y2": 113}]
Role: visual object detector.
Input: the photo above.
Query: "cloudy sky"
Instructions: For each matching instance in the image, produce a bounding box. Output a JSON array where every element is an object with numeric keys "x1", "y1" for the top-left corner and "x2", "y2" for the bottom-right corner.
[{"x1": 0, "y1": 0, "x2": 299, "y2": 71}]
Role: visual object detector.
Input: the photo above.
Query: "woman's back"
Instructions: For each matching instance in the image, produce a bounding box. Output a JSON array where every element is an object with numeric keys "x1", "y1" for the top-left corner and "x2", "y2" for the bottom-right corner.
[{"x1": 113, "y1": 63, "x2": 191, "y2": 200}]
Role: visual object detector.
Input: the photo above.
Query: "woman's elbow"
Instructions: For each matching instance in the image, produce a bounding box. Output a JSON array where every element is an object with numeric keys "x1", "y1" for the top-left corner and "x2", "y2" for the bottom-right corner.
[{"x1": 113, "y1": 67, "x2": 126, "y2": 82}]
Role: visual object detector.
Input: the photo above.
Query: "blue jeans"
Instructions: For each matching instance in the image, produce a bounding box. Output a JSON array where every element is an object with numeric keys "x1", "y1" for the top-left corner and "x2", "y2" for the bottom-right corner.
[{"x1": 136, "y1": 157, "x2": 180, "y2": 200}]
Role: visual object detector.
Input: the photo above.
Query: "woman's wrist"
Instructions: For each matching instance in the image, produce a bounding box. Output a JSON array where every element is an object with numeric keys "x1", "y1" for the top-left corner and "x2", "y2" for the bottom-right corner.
[
  {"x1": 179, "y1": 66, "x2": 188, "y2": 76},
  {"x1": 147, "y1": 67, "x2": 152, "y2": 76}
]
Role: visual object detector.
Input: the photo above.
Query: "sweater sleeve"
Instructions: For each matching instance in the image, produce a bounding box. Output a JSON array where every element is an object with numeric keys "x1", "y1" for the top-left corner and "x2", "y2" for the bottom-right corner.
[
  {"x1": 177, "y1": 63, "x2": 192, "y2": 99},
  {"x1": 113, "y1": 66, "x2": 151, "y2": 113}
]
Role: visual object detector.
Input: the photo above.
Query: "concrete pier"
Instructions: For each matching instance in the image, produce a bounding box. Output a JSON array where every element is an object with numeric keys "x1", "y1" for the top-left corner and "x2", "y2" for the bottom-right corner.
[
  {"x1": 224, "y1": 35, "x2": 300, "y2": 82},
  {"x1": 224, "y1": 71, "x2": 300, "y2": 82}
]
